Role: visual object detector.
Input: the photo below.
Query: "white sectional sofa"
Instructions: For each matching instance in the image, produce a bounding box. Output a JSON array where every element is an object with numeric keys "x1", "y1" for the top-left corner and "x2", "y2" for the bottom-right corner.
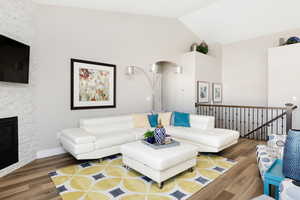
[{"x1": 59, "y1": 114, "x2": 240, "y2": 160}]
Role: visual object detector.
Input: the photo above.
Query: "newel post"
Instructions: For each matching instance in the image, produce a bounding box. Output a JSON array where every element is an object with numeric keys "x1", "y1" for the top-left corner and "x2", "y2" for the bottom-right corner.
[{"x1": 285, "y1": 103, "x2": 294, "y2": 134}]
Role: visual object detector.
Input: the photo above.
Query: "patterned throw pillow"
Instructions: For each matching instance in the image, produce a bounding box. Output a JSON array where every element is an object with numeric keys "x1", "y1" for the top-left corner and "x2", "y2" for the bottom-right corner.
[{"x1": 132, "y1": 114, "x2": 150, "y2": 128}]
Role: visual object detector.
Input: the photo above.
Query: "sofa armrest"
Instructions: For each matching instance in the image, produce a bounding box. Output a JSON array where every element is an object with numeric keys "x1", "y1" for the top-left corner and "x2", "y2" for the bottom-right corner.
[
  {"x1": 59, "y1": 128, "x2": 96, "y2": 144},
  {"x1": 190, "y1": 114, "x2": 215, "y2": 129}
]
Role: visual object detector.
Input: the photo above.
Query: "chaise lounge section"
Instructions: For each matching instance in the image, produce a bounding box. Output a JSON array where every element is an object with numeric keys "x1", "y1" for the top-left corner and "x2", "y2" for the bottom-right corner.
[{"x1": 59, "y1": 113, "x2": 240, "y2": 160}]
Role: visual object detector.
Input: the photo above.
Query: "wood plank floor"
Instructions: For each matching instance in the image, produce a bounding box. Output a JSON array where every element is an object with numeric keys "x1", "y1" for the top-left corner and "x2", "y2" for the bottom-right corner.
[{"x1": 0, "y1": 139, "x2": 265, "y2": 200}]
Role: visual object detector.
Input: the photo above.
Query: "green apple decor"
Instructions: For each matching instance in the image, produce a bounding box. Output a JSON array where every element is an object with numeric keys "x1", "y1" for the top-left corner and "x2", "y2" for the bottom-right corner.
[
  {"x1": 197, "y1": 41, "x2": 208, "y2": 54},
  {"x1": 144, "y1": 130, "x2": 155, "y2": 144}
]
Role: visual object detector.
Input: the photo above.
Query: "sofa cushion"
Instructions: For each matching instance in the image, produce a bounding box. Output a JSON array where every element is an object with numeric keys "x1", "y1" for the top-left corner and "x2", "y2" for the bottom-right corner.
[
  {"x1": 166, "y1": 127, "x2": 239, "y2": 148},
  {"x1": 94, "y1": 130, "x2": 137, "y2": 149},
  {"x1": 173, "y1": 112, "x2": 191, "y2": 127},
  {"x1": 190, "y1": 114, "x2": 214, "y2": 129},
  {"x1": 61, "y1": 128, "x2": 96, "y2": 144},
  {"x1": 132, "y1": 114, "x2": 151, "y2": 128},
  {"x1": 121, "y1": 141, "x2": 198, "y2": 171},
  {"x1": 80, "y1": 115, "x2": 133, "y2": 135},
  {"x1": 61, "y1": 136, "x2": 95, "y2": 155}
]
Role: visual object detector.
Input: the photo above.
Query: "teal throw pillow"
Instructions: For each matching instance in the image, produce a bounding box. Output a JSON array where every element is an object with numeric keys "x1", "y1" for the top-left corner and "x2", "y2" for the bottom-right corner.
[
  {"x1": 148, "y1": 114, "x2": 158, "y2": 128},
  {"x1": 173, "y1": 112, "x2": 191, "y2": 127}
]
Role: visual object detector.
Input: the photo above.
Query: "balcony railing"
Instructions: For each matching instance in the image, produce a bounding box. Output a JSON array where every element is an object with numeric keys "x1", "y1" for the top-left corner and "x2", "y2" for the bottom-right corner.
[{"x1": 195, "y1": 103, "x2": 297, "y2": 141}]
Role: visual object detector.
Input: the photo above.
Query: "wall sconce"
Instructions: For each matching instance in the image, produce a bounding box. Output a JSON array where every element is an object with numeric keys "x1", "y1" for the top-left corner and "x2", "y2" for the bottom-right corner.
[
  {"x1": 127, "y1": 66, "x2": 135, "y2": 75},
  {"x1": 175, "y1": 66, "x2": 183, "y2": 74}
]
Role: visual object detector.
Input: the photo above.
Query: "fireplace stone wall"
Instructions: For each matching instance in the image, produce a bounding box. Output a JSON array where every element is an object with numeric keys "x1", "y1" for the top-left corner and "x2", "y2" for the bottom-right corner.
[{"x1": 0, "y1": 0, "x2": 37, "y2": 177}]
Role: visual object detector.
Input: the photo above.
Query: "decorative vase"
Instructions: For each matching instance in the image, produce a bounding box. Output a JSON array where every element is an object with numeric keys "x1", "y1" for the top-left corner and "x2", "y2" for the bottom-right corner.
[
  {"x1": 283, "y1": 129, "x2": 300, "y2": 181},
  {"x1": 286, "y1": 37, "x2": 300, "y2": 45},
  {"x1": 190, "y1": 43, "x2": 198, "y2": 52},
  {"x1": 154, "y1": 120, "x2": 166, "y2": 144},
  {"x1": 146, "y1": 136, "x2": 155, "y2": 144}
]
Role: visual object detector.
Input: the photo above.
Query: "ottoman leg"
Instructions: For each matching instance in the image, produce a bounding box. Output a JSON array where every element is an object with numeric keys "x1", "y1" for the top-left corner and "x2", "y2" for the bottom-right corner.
[
  {"x1": 158, "y1": 182, "x2": 164, "y2": 189},
  {"x1": 123, "y1": 165, "x2": 129, "y2": 170},
  {"x1": 190, "y1": 167, "x2": 194, "y2": 173}
]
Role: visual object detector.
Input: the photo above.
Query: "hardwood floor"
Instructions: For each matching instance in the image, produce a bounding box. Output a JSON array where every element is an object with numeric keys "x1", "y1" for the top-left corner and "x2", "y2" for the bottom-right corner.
[{"x1": 0, "y1": 139, "x2": 265, "y2": 200}]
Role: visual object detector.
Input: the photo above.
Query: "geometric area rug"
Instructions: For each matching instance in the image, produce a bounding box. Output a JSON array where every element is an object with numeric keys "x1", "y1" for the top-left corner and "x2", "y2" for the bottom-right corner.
[{"x1": 49, "y1": 154, "x2": 237, "y2": 200}]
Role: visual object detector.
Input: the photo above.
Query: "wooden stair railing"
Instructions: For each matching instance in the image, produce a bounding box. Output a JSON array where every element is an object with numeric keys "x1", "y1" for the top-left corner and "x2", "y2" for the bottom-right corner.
[{"x1": 195, "y1": 103, "x2": 298, "y2": 141}]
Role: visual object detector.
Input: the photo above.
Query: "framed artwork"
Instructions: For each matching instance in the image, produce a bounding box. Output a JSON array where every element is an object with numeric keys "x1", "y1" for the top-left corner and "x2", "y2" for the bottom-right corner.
[
  {"x1": 197, "y1": 81, "x2": 210, "y2": 103},
  {"x1": 71, "y1": 59, "x2": 116, "y2": 110},
  {"x1": 212, "y1": 83, "x2": 222, "y2": 103}
]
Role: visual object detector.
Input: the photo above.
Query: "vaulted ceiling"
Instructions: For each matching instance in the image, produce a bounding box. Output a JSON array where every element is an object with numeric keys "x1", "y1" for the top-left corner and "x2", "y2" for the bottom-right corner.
[
  {"x1": 33, "y1": 0, "x2": 300, "y2": 44},
  {"x1": 32, "y1": 0, "x2": 220, "y2": 18}
]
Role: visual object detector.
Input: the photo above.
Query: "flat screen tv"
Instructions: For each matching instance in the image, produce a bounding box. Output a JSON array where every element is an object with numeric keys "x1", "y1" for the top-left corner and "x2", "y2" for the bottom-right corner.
[{"x1": 0, "y1": 35, "x2": 30, "y2": 84}]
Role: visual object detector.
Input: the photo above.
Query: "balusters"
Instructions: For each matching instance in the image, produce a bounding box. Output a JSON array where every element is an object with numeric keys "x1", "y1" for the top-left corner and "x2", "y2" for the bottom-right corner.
[{"x1": 195, "y1": 104, "x2": 294, "y2": 141}]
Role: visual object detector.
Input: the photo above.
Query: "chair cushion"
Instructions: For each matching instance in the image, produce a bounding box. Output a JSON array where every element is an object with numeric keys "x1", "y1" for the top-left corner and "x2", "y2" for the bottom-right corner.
[
  {"x1": 148, "y1": 114, "x2": 158, "y2": 128},
  {"x1": 94, "y1": 130, "x2": 137, "y2": 149},
  {"x1": 172, "y1": 112, "x2": 191, "y2": 127},
  {"x1": 132, "y1": 114, "x2": 151, "y2": 128},
  {"x1": 121, "y1": 141, "x2": 198, "y2": 171},
  {"x1": 256, "y1": 145, "x2": 275, "y2": 179},
  {"x1": 166, "y1": 127, "x2": 239, "y2": 148}
]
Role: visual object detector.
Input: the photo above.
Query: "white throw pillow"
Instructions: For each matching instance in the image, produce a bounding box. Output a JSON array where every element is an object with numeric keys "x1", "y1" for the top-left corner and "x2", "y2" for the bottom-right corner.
[
  {"x1": 158, "y1": 112, "x2": 172, "y2": 127},
  {"x1": 132, "y1": 114, "x2": 150, "y2": 128}
]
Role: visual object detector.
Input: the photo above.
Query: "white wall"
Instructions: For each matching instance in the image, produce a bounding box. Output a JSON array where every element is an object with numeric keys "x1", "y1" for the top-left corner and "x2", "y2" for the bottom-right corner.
[
  {"x1": 268, "y1": 43, "x2": 300, "y2": 129},
  {"x1": 34, "y1": 5, "x2": 199, "y2": 151},
  {"x1": 168, "y1": 51, "x2": 221, "y2": 113},
  {"x1": 222, "y1": 28, "x2": 300, "y2": 106},
  {"x1": 0, "y1": 0, "x2": 37, "y2": 177}
]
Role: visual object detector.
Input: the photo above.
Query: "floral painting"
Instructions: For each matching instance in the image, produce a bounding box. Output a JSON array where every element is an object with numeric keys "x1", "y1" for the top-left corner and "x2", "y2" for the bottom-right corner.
[
  {"x1": 79, "y1": 68, "x2": 110, "y2": 102},
  {"x1": 71, "y1": 59, "x2": 116, "y2": 110}
]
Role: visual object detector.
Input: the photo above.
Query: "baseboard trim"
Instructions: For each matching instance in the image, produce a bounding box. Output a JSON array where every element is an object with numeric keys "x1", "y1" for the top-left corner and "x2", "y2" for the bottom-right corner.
[{"x1": 36, "y1": 147, "x2": 66, "y2": 159}]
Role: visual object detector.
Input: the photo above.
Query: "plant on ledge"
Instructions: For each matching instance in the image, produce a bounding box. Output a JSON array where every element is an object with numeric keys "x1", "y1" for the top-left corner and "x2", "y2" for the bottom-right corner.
[{"x1": 144, "y1": 130, "x2": 155, "y2": 144}]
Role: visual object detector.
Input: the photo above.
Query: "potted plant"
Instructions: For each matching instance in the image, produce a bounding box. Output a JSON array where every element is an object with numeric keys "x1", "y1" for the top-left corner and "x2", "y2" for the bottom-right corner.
[{"x1": 144, "y1": 130, "x2": 155, "y2": 144}]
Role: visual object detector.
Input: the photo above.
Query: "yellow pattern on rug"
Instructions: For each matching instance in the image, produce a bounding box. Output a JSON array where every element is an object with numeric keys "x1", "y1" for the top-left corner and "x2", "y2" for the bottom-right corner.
[{"x1": 49, "y1": 154, "x2": 237, "y2": 200}]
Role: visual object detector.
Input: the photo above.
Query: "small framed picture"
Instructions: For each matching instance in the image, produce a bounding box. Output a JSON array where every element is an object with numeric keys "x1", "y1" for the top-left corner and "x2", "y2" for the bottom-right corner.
[
  {"x1": 197, "y1": 81, "x2": 210, "y2": 103},
  {"x1": 212, "y1": 83, "x2": 222, "y2": 103},
  {"x1": 71, "y1": 59, "x2": 116, "y2": 110}
]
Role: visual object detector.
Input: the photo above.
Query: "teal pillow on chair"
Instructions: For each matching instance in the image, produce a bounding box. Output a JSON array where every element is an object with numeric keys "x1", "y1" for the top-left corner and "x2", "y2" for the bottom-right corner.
[
  {"x1": 172, "y1": 112, "x2": 191, "y2": 127},
  {"x1": 148, "y1": 114, "x2": 158, "y2": 128}
]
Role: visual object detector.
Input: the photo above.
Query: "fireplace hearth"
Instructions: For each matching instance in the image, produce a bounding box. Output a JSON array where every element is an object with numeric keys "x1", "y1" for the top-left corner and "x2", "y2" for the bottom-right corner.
[{"x1": 0, "y1": 117, "x2": 18, "y2": 170}]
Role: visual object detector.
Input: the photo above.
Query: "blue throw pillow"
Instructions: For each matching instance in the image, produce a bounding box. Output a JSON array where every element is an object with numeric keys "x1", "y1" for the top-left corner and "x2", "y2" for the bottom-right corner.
[
  {"x1": 173, "y1": 112, "x2": 191, "y2": 127},
  {"x1": 148, "y1": 114, "x2": 158, "y2": 128}
]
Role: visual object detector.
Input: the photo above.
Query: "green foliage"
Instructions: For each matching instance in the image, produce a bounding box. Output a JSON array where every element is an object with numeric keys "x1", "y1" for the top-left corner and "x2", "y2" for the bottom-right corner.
[
  {"x1": 144, "y1": 130, "x2": 154, "y2": 138},
  {"x1": 196, "y1": 45, "x2": 208, "y2": 54}
]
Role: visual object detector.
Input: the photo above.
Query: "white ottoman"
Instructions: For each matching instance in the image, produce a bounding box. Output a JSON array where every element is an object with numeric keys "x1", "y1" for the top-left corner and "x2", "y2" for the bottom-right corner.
[{"x1": 121, "y1": 141, "x2": 198, "y2": 188}]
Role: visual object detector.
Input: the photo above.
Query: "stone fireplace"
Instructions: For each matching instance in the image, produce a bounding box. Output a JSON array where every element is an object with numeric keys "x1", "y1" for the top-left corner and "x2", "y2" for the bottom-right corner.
[{"x1": 0, "y1": 117, "x2": 18, "y2": 170}]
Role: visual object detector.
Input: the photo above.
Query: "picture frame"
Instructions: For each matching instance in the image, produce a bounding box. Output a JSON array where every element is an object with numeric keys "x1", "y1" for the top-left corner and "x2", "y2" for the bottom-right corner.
[
  {"x1": 197, "y1": 81, "x2": 210, "y2": 103},
  {"x1": 212, "y1": 83, "x2": 222, "y2": 103},
  {"x1": 71, "y1": 58, "x2": 116, "y2": 110}
]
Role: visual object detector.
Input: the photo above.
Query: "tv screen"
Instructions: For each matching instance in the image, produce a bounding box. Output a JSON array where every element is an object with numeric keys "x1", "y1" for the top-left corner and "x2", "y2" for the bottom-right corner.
[{"x1": 0, "y1": 35, "x2": 30, "y2": 84}]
